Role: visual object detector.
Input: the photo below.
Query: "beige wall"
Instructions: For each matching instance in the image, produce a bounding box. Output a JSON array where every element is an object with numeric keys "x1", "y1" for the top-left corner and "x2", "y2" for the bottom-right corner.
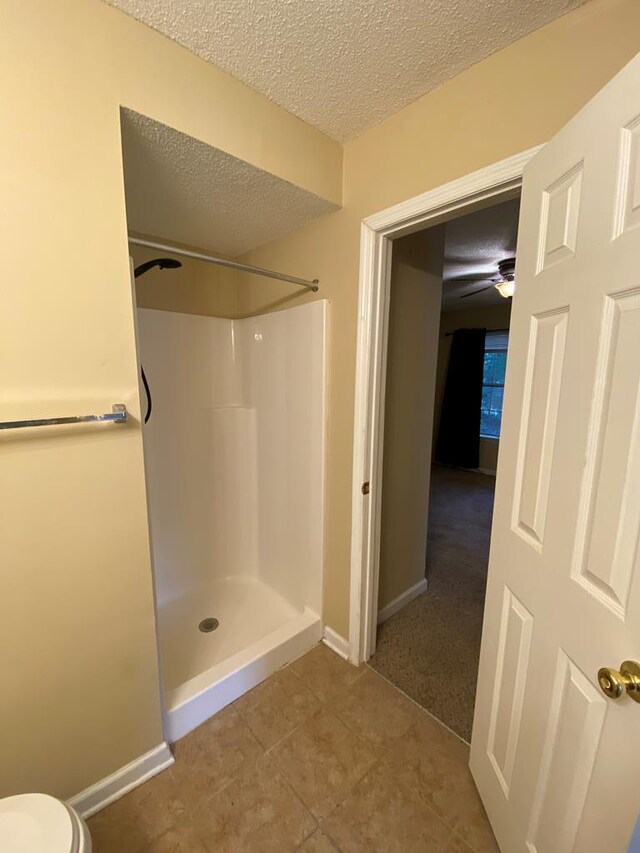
[
  {"x1": 236, "y1": 0, "x2": 640, "y2": 637},
  {"x1": 479, "y1": 438, "x2": 499, "y2": 475},
  {"x1": 132, "y1": 245, "x2": 237, "y2": 318},
  {"x1": 1, "y1": 0, "x2": 340, "y2": 800},
  {"x1": 434, "y1": 303, "x2": 513, "y2": 474},
  {"x1": 378, "y1": 229, "x2": 444, "y2": 612}
]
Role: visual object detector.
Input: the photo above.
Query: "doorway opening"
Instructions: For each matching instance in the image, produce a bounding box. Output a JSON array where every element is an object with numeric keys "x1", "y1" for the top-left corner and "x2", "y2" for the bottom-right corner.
[
  {"x1": 369, "y1": 198, "x2": 519, "y2": 741},
  {"x1": 348, "y1": 146, "x2": 542, "y2": 722}
]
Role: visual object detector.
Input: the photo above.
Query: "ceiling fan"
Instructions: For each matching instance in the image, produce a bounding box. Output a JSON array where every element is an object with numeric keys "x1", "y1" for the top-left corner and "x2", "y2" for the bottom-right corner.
[{"x1": 453, "y1": 257, "x2": 516, "y2": 300}]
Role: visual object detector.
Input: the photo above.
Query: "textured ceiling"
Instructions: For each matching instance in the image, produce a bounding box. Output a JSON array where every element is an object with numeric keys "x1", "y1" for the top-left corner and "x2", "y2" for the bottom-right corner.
[
  {"x1": 106, "y1": 0, "x2": 586, "y2": 141},
  {"x1": 441, "y1": 197, "x2": 520, "y2": 311},
  {"x1": 120, "y1": 109, "x2": 338, "y2": 256}
]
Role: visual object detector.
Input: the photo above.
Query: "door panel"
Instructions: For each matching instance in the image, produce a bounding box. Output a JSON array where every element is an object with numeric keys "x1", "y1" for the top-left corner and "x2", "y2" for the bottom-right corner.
[
  {"x1": 486, "y1": 587, "x2": 533, "y2": 798},
  {"x1": 572, "y1": 289, "x2": 640, "y2": 616},
  {"x1": 526, "y1": 652, "x2": 606, "y2": 853},
  {"x1": 471, "y1": 51, "x2": 640, "y2": 853},
  {"x1": 512, "y1": 308, "x2": 568, "y2": 549},
  {"x1": 536, "y1": 163, "x2": 583, "y2": 272}
]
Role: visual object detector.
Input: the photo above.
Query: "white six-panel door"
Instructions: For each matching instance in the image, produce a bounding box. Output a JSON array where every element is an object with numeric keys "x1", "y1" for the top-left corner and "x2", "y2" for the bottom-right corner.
[{"x1": 471, "y1": 52, "x2": 640, "y2": 852}]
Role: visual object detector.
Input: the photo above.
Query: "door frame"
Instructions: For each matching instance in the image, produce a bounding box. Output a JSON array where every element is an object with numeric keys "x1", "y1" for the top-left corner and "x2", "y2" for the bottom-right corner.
[{"x1": 348, "y1": 145, "x2": 544, "y2": 665}]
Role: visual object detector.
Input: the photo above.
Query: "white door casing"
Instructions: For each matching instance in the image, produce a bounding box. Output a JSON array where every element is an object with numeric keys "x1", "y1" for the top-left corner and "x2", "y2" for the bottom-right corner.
[
  {"x1": 350, "y1": 147, "x2": 542, "y2": 665},
  {"x1": 471, "y1": 52, "x2": 640, "y2": 852}
]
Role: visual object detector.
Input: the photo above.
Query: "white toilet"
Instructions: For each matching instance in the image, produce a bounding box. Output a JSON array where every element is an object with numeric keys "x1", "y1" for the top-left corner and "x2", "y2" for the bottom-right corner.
[{"x1": 0, "y1": 794, "x2": 91, "y2": 852}]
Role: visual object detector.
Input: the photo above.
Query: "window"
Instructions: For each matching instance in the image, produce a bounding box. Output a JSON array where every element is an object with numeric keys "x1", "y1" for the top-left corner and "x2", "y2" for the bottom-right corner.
[{"x1": 481, "y1": 330, "x2": 508, "y2": 438}]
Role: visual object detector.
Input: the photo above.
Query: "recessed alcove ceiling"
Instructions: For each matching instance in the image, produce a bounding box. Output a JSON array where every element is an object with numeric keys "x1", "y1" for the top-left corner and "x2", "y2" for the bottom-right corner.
[
  {"x1": 120, "y1": 109, "x2": 339, "y2": 257},
  {"x1": 108, "y1": 0, "x2": 587, "y2": 142}
]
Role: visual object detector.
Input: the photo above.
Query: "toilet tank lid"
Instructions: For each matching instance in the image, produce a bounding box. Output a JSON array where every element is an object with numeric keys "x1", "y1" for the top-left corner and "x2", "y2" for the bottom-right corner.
[{"x1": 0, "y1": 793, "x2": 75, "y2": 852}]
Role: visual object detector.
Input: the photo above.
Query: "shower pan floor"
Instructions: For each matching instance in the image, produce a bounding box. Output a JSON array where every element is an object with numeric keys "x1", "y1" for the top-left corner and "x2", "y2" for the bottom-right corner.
[
  {"x1": 157, "y1": 575, "x2": 322, "y2": 741},
  {"x1": 158, "y1": 576, "x2": 303, "y2": 693}
]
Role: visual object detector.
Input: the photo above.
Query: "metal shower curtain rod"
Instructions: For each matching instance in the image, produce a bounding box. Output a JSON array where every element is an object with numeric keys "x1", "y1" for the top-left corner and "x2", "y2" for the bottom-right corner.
[{"x1": 128, "y1": 236, "x2": 319, "y2": 292}]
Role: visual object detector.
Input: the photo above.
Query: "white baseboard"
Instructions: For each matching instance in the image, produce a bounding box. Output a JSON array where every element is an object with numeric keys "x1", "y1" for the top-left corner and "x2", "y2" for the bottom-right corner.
[
  {"x1": 377, "y1": 578, "x2": 428, "y2": 625},
  {"x1": 322, "y1": 625, "x2": 350, "y2": 660},
  {"x1": 68, "y1": 742, "x2": 174, "y2": 819},
  {"x1": 478, "y1": 467, "x2": 497, "y2": 476}
]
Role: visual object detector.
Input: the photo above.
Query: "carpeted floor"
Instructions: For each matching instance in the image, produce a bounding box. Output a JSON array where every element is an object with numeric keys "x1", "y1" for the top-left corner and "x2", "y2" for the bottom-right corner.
[{"x1": 370, "y1": 465, "x2": 495, "y2": 742}]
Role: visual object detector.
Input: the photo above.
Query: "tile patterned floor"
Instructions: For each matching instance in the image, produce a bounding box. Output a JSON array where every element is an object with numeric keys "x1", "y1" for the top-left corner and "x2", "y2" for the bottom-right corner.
[{"x1": 88, "y1": 644, "x2": 498, "y2": 852}]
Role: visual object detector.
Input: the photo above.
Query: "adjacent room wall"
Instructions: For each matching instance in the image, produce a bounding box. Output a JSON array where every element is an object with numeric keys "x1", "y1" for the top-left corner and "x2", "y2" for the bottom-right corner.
[
  {"x1": 1, "y1": 0, "x2": 341, "y2": 801},
  {"x1": 378, "y1": 228, "x2": 444, "y2": 614},
  {"x1": 235, "y1": 0, "x2": 640, "y2": 638},
  {"x1": 435, "y1": 303, "x2": 513, "y2": 475}
]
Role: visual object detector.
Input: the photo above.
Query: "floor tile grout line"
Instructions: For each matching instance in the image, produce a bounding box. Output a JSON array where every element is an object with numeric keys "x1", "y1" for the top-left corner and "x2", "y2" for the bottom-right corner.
[
  {"x1": 177, "y1": 738, "x2": 319, "y2": 852},
  {"x1": 232, "y1": 653, "x2": 318, "y2": 719},
  {"x1": 249, "y1": 649, "x2": 370, "y2": 753},
  {"x1": 262, "y1": 678, "x2": 378, "y2": 761},
  {"x1": 316, "y1": 813, "x2": 346, "y2": 852},
  {"x1": 263, "y1": 697, "x2": 328, "y2": 755},
  {"x1": 231, "y1": 669, "x2": 329, "y2": 753},
  {"x1": 295, "y1": 820, "x2": 347, "y2": 853},
  {"x1": 316, "y1": 757, "x2": 382, "y2": 842},
  {"x1": 325, "y1": 690, "x2": 396, "y2": 764},
  {"x1": 231, "y1": 648, "x2": 386, "y2": 788},
  {"x1": 365, "y1": 663, "x2": 471, "y2": 747},
  {"x1": 289, "y1": 664, "x2": 368, "y2": 707},
  {"x1": 177, "y1": 652, "x2": 360, "y2": 802},
  {"x1": 173, "y1": 706, "x2": 272, "y2": 815},
  {"x1": 257, "y1": 673, "x2": 388, "y2": 837},
  {"x1": 316, "y1": 670, "x2": 480, "y2": 841},
  {"x1": 263, "y1": 746, "x2": 321, "y2": 833},
  {"x1": 318, "y1": 757, "x2": 453, "y2": 852},
  {"x1": 265, "y1": 712, "x2": 377, "y2": 829},
  {"x1": 295, "y1": 825, "x2": 321, "y2": 851}
]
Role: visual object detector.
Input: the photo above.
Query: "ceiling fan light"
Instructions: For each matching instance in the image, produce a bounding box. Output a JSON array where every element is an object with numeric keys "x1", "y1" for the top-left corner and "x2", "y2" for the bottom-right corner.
[{"x1": 495, "y1": 279, "x2": 515, "y2": 298}]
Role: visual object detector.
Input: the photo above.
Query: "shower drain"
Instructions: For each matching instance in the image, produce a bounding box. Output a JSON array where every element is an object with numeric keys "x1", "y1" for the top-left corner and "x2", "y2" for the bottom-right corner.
[{"x1": 198, "y1": 617, "x2": 219, "y2": 633}]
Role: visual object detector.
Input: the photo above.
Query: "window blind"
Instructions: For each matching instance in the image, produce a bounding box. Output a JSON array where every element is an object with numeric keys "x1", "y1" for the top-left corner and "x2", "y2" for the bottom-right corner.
[{"x1": 484, "y1": 330, "x2": 509, "y2": 351}]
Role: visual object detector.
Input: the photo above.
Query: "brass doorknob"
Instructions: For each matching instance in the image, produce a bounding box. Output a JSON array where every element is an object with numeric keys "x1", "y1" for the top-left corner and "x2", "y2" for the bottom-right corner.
[{"x1": 597, "y1": 660, "x2": 640, "y2": 702}]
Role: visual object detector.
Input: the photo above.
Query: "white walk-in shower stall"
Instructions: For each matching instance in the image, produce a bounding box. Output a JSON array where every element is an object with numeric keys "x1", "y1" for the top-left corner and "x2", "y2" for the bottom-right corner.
[
  {"x1": 120, "y1": 108, "x2": 335, "y2": 740},
  {"x1": 137, "y1": 301, "x2": 327, "y2": 740}
]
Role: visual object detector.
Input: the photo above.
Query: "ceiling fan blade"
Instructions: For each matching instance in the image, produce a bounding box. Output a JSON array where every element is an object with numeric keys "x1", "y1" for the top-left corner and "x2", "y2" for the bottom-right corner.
[
  {"x1": 449, "y1": 273, "x2": 497, "y2": 283},
  {"x1": 460, "y1": 283, "x2": 497, "y2": 299}
]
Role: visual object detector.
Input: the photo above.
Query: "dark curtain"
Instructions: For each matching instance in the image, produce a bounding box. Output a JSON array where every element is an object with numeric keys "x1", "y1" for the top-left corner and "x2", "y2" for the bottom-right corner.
[{"x1": 435, "y1": 328, "x2": 486, "y2": 469}]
